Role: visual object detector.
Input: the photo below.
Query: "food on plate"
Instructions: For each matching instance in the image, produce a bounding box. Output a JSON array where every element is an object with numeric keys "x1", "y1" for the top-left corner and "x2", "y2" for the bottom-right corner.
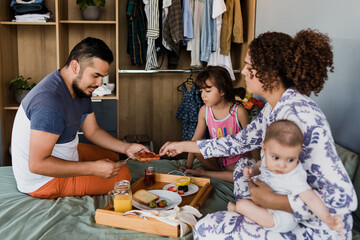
[
  {"x1": 136, "y1": 152, "x2": 161, "y2": 162},
  {"x1": 157, "y1": 200, "x2": 167, "y2": 208},
  {"x1": 133, "y1": 189, "x2": 159, "y2": 205},
  {"x1": 177, "y1": 190, "x2": 185, "y2": 195},
  {"x1": 174, "y1": 177, "x2": 190, "y2": 193},
  {"x1": 148, "y1": 201, "x2": 157, "y2": 208},
  {"x1": 178, "y1": 185, "x2": 189, "y2": 192},
  {"x1": 167, "y1": 186, "x2": 177, "y2": 192}
]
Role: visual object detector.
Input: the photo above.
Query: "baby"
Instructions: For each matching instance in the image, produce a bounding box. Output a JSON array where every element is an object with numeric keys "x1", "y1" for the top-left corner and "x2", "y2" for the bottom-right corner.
[{"x1": 228, "y1": 120, "x2": 343, "y2": 236}]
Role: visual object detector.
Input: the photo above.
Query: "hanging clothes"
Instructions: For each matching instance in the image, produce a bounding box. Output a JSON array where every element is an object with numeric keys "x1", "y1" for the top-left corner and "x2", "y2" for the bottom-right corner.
[
  {"x1": 220, "y1": 0, "x2": 244, "y2": 56},
  {"x1": 176, "y1": 84, "x2": 203, "y2": 141},
  {"x1": 145, "y1": 0, "x2": 160, "y2": 70},
  {"x1": 207, "y1": 0, "x2": 235, "y2": 80},
  {"x1": 183, "y1": 0, "x2": 193, "y2": 43},
  {"x1": 127, "y1": 0, "x2": 147, "y2": 65},
  {"x1": 200, "y1": 0, "x2": 217, "y2": 63},
  {"x1": 163, "y1": 0, "x2": 184, "y2": 59},
  {"x1": 188, "y1": 0, "x2": 204, "y2": 67}
]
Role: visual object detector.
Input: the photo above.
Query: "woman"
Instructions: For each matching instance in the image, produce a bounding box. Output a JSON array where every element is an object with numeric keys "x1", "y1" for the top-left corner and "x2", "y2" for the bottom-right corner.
[{"x1": 160, "y1": 29, "x2": 357, "y2": 239}]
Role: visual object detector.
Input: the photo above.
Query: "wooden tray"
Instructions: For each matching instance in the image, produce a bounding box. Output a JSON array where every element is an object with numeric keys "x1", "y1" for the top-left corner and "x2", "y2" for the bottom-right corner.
[{"x1": 95, "y1": 173, "x2": 213, "y2": 238}]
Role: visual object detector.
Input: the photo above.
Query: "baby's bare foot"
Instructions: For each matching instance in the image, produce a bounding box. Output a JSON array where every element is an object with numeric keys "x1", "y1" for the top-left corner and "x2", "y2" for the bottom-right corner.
[{"x1": 227, "y1": 202, "x2": 236, "y2": 212}]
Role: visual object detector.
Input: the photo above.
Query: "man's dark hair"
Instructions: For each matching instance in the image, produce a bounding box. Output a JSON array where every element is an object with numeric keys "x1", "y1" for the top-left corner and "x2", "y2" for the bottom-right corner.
[{"x1": 64, "y1": 37, "x2": 114, "y2": 67}]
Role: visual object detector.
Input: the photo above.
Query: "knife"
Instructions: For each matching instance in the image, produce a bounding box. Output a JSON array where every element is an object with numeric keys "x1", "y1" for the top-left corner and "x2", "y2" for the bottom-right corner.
[{"x1": 122, "y1": 148, "x2": 145, "y2": 163}]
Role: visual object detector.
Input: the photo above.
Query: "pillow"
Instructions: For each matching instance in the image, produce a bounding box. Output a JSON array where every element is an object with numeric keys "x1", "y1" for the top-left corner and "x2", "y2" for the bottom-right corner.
[{"x1": 336, "y1": 144, "x2": 360, "y2": 181}]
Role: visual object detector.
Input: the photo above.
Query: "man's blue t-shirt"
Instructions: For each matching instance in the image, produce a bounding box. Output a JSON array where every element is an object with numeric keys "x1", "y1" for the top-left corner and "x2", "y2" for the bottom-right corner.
[{"x1": 22, "y1": 70, "x2": 93, "y2": 143}]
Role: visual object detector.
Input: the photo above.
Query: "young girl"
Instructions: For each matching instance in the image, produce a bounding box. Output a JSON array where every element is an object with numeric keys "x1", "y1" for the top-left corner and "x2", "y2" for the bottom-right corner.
[{"x1": 180, "y1": 66, "x2": 259, "y2": 182}]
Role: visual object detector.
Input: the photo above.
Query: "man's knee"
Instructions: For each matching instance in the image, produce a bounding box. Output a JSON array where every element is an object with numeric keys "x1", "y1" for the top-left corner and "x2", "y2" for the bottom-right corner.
[{"x1": 117, "y1": 165, "x2": 131, "y2": 182}]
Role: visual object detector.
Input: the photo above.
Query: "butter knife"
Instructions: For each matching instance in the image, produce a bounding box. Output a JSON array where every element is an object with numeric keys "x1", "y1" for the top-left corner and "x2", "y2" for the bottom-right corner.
[{"x1": 122, "y1": 148, "x2": 145, "y2": 163}]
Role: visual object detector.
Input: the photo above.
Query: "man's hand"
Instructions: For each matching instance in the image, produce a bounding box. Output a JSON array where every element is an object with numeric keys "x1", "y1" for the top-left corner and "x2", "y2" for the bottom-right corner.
[
  {"x1": 92, "y1": 159, "x2": 126, "y2": 178},
  {"x1": 159, "y1": 141, "x2": 183, "y2": 157},
  {"x1": 124, "y1": 143, "x2": 150, "y2": 159}
]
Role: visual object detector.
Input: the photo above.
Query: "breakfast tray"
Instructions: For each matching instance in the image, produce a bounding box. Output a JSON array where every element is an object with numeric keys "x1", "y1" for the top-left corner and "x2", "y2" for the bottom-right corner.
[{"x1": 95, "y1": 173, "x2": 213, "y2": 238}]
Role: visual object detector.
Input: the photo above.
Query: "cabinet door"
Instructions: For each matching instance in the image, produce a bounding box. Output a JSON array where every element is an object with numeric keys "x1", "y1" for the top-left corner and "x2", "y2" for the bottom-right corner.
[{"x1": 79, "y1": 100, "x2": 117, "y2": 144}]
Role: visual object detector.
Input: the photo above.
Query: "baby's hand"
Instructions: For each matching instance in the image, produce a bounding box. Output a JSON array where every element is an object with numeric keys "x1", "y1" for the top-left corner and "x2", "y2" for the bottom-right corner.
[
  {"x1": 243, "y1": 166, "x2": 254, "y2": 180},
  {"x1": 325, "y1": 215, "x2": 343, "y2": 238}
]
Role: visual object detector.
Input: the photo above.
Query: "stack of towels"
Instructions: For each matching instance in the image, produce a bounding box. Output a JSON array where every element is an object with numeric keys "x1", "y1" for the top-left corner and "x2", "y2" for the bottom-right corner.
[{"x1": 10, "y1": 0, "x2": 53, "y2": 22}]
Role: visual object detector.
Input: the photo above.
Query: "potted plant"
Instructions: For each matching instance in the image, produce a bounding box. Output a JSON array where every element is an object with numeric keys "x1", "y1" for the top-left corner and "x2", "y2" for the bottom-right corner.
[
  {"x1": 76, "y1": 0, "x2": 106, "y2": 20},
  {"x1": 9, "y1": 76, "x2": 36, "y2": 103}
]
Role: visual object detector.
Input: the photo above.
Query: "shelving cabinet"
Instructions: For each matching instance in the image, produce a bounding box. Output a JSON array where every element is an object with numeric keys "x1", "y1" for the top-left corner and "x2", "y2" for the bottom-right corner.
[
  {"x1": 1, "y1": 0, "x2": 256, "y2": 166},
  {"x1": 0, "y1": 0, "x2": 120, "y2": 166}
]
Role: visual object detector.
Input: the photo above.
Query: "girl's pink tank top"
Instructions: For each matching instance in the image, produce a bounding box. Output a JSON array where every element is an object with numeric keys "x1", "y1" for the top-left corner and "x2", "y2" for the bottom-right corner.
[{"x1": 206, "y1": 103, "x2": 251, "y2": 166}]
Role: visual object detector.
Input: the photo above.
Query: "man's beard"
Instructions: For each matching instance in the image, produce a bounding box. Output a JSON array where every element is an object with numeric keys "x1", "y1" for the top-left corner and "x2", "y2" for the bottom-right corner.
[{"x1": 72, "y1": 77, "x2": 94, "y2": 98}]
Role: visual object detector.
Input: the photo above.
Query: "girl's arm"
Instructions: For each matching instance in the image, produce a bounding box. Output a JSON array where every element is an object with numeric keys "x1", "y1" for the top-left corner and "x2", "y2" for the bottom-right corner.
[{"x1": 184, "y1": 106, "x2": 207, "y2": 169}]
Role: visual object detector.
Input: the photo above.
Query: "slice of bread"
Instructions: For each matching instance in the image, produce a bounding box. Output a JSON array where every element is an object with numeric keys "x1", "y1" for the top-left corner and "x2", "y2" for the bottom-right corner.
[{"x1": 133, "y1": 189, "x2": 159, "y2": 205}]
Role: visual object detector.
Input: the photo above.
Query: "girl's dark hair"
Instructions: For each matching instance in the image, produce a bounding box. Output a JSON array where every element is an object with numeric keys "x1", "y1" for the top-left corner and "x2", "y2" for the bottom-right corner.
[
  {"x1": 195, "y1": 66, "x2": 245, "y2": 102},
  {"x1": 249, "y1": 29, "x2": 334, "y2": 96},
  {"x1": 64, "y1": 37, "x2": 114, "y2": 67}
]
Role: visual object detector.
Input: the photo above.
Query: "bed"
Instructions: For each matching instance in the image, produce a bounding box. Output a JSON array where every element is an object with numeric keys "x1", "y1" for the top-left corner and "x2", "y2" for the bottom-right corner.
[{"x1": 0, "y1": 159, "x2": 234, "y2": 240}]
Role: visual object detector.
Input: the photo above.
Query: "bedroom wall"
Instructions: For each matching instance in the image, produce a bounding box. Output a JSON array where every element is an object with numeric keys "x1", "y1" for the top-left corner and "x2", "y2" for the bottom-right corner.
[
  {"x1": 0, "y1": 112, "x2": 2, "y2": 166},
  {"x1": 255, "y1": 0, "x2": 360, "y2": 154}
]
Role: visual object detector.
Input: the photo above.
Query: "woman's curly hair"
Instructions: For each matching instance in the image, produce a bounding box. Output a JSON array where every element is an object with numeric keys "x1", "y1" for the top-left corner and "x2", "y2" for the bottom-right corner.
[{"x1": 249, "y1": 29, "x2": 334, "y2": 96}]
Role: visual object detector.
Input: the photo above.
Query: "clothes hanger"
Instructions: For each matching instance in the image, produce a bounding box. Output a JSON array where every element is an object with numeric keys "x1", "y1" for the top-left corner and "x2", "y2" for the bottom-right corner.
[{"x1": 177, "y1": 72, "x2": 194, "y2": 92}]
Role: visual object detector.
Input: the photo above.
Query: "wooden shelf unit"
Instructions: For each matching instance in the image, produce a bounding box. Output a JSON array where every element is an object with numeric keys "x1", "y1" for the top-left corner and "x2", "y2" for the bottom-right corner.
[{"x1": 1, "y1": 0, "x2": 256, "y2": 166}]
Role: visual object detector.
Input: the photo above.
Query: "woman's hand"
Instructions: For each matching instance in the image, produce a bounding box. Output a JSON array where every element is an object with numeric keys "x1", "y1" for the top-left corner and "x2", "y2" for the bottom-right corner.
[
  {"x1": 249, "y1": 178, "x2": 292, "y2": 213},
  {"x1": 159, "y1": 141, "x2": 183, "y2": 157}
]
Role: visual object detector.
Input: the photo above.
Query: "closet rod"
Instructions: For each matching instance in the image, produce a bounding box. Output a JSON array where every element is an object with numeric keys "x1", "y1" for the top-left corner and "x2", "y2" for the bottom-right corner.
[{"x1": 118, "y1": 69, "x2": 241, "y2": 74}]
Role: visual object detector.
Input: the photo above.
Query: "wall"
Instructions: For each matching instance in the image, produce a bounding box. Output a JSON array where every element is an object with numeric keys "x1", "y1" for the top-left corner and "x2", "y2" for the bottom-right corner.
[
  {"x1": 0, "y1": 112, "x2": 2, "y2": 166},
  {"x1": 255, "y1": 0, "x2": 360, "y2": 153}
]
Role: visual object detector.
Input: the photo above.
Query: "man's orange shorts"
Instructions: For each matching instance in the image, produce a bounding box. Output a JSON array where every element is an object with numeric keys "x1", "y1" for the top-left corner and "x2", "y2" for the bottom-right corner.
[{"x1": 28, "y1": 143, "x2": 131, "y2": 199}]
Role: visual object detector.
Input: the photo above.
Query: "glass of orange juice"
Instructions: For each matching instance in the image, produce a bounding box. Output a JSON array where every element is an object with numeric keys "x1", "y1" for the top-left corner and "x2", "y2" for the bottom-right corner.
[{"x1": 107, "y1": 180, "x2": 132, "y2": 212}]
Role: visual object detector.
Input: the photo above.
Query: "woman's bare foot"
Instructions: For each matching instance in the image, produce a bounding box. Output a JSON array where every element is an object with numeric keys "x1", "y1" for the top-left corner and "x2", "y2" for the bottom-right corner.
[
  {"x1": 184, "y1": 167, "x2": 206, "y2": 176},
  {"x1": 227, "y1": 202, "x2": 236, "y2": 212}
]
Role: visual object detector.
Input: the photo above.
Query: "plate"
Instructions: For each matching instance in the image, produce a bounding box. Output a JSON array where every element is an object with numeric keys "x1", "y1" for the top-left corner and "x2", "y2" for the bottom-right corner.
[
  {"x1": 132, "y1": 190, "x2": 182, "y2": 210},
  {"x1": 163, "y1": 183, "x2": 199, "y2": 197}
]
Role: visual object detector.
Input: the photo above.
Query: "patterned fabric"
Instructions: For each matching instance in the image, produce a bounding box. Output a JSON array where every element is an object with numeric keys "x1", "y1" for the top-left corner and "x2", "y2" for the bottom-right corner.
[
  {"x1": 145, "y1": 0, "x2": 159, "y2": 70},
  {"x1": 163, "y1": 0, "x2": 184, "y2": 56},
  {"x1": 127, "y1": 0, "x2": 147, "y2": 65},
  {"x1": 176, "y1": 84, "x2": 203, "y2": 141},
  {"x1": 194, "y1": 88, "x2": 357, "y2": 239}
]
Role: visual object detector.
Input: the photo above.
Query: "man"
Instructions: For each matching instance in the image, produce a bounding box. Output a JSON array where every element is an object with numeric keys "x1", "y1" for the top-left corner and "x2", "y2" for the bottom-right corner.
[{"x1": 11, "y1": 37, "x2": 147, "y2": 199}]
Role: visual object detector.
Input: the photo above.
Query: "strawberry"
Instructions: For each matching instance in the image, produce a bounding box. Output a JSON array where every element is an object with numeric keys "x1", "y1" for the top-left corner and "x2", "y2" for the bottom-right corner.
[
  {"x1": 167, "y1": 186, "x2": 177, "y2": 192},
  {"x1": 178, "y1": 190, "x2": 185, "y2": 195},
  {"x1": 157, "y1": 200, "x2": 167, "y2": 208}
]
